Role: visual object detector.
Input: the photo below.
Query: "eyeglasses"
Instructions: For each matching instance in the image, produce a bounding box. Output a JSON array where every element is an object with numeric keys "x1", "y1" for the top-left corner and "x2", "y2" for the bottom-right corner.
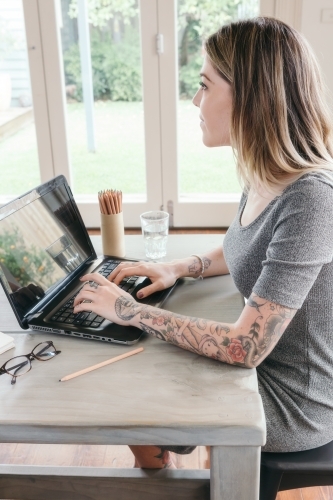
[{"x1": 0, "y1": 341, "x2": 61, "y2": 385}]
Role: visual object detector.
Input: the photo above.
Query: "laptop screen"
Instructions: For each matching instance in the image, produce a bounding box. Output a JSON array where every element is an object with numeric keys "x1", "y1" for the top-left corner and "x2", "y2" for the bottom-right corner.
[{"x1": 0, "y1": 180, "x2": 93, "y2": 320}]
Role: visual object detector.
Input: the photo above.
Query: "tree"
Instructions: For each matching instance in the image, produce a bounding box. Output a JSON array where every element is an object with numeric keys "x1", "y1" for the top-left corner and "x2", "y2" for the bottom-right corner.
[
  {"x1": 178, "y1": 0, "x2": 243, "y2": 39},
  {"x1": 65, "y1": 0, "x2": 258, "y2": 99},
  {"x1": 177, "y1": 0, "x2": 258, "y2": 97},
  {"x1": 68, "y1": 0, "x2": 138, "y2": 28}
]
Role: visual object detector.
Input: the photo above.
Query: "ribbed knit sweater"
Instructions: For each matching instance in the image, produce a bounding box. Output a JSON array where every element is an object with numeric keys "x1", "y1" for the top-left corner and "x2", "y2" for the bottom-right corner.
[{"x1": 223, "y1": 173, "x2": 333, "y2": 452}]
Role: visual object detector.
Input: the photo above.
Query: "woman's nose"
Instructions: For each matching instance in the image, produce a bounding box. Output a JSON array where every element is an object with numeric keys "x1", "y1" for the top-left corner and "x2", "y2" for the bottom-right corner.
[{"x1": 192, "y1": 88, "x2": 200, "y2": 107}]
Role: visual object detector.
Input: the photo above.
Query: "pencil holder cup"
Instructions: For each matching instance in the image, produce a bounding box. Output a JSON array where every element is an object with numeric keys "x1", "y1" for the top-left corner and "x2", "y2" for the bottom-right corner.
[{"x1": 100, "y1": 212, "x2": 126, "y2": 257}]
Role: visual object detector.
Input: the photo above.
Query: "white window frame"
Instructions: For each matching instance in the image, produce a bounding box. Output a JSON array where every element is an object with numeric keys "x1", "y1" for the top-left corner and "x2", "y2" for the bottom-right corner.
[
  {"x1": 22, "y1": 0, "x2": 71, "y2": 183},
  {"x1": 23, "y1": 0, "x2": 165, "y2": 228},
  {"x1": 21, "y1": 0, "x2": 302, "y2": 228},
  {"x1": 157, "y1": 0, "x2": 240, "y2": 227}
]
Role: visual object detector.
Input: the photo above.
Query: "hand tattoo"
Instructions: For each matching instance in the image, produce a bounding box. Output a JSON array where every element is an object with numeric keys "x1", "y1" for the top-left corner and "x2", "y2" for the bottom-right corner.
[{"x1": 115, "y1": 296, "x2": 146, "y2": 321}]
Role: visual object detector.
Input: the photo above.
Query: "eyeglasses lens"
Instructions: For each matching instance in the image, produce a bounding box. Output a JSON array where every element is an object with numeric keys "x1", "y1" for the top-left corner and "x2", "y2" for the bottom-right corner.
[
  {"x1": 32, "y1": 341, "x2": 57, "y2": 360},
  {"x1": 5, "y1": 356, "x2": 31, "y2": 377}
]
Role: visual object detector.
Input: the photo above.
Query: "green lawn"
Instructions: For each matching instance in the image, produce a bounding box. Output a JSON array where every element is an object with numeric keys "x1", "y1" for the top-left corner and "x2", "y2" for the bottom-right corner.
[{"x1": 0, "y1": 100, "x2": 241, "y2": 196}]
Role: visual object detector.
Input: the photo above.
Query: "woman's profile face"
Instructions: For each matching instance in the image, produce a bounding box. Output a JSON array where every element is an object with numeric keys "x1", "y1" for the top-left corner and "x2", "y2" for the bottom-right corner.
[{"x1": 192, "y1": 56, "x2": 232, "y2": 148}]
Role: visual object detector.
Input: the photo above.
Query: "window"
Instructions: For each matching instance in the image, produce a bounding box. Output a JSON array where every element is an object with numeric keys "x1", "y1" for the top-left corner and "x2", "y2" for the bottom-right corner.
[{"x1": 13, "y1": 0, "x2": 268, "y2": 228}]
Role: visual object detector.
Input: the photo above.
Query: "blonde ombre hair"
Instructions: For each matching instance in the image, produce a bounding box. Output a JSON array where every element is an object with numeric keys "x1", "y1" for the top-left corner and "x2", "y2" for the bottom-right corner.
[{"x1": 204, "y1": 17, "x2": 333, "y2": 191}]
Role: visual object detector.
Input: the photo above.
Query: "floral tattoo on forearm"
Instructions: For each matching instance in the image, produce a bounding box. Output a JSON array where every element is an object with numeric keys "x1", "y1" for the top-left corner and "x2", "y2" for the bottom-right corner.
[{"x1": 114, "y1": 292, "x2": 296, "y2": 368}]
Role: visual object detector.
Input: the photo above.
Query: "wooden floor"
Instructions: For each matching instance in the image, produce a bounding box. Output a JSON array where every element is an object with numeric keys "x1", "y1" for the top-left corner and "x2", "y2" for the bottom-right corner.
[
  {"x1": 0, "y1": 443, "x2": 332, "y2": 499},
  {"x1": 1, "y1": 228, "x2": 332, "y2": 500}
]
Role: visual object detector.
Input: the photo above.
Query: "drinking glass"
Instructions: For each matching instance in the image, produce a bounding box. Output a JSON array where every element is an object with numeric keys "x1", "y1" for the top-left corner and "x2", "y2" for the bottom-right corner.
[
  {"x1": 140, "y1": 211, "x2": 169, "y2": 259},
  {"x1": 46, "y1": 234, "x2": 82, "y2": 273}
]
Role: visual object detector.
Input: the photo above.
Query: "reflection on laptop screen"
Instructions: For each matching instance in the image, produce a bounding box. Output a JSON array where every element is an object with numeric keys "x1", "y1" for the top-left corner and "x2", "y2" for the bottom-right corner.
[{"x1": 0, "y1": 183, "x2": 92, "y2": 318}]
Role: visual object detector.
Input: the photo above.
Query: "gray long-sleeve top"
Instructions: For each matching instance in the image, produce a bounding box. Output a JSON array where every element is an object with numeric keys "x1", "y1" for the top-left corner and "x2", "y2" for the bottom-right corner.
[{"x1": 223, "y1": 173, "x2": 333, "y2": 452}]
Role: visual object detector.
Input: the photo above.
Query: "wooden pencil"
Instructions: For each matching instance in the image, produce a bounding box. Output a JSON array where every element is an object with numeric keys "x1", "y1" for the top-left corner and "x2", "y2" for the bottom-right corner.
[
  {"x1": 99, "y1": 191, "x2": 107, "y2": 214},
  {"x1": 104, "y1": 191, "x2": 112, "y2": 214},
  {"x1": 108, "y1": 190, "x2": 116, "y2": 214},
  {"x1": 59, "y1": 347, "x2": 144, "y2": 382},
  {"x1": 114, "y1": 190, "x2": 119, "y2": 213},
  {"x1": 98, "y1": 195, "x2": 103, "y2": 214},
  {"x1": 98, "y1": 189, "x2": 123, "y2": 214}
]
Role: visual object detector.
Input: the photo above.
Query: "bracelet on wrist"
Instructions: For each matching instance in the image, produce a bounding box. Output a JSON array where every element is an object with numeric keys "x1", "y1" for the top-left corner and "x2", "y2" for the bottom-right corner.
[{"x1": 191, "y1": 254, "x2": 205, "y2": 280}]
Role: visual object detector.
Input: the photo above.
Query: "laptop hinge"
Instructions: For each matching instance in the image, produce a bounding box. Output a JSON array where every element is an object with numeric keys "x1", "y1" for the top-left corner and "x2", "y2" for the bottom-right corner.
[{"x1": 25, "y1": 311, "x2": 43, "y2": 322}]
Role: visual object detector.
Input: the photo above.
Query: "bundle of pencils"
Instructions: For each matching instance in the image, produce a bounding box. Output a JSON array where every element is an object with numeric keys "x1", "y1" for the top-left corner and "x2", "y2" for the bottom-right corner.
[{"x1": 98, "y1": 190, "x2": 122, "y2": 215}]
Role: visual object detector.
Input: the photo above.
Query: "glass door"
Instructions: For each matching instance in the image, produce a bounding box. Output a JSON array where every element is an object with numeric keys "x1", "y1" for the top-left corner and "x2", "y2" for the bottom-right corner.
[
  {"x1": 58, "y1": 0, "x2": 163, "y2": 227},
  {"x1": 15, "y1": 0, "x2": 271, "y2": 229},
  {"x1": 60, "y1": 1, "x2": 144, "y2": 206},
  {"x1": 17, "y1": 0, "x2": 163, "y2": 228},
  {"x1": 159, "y1": 0, "x2": 259, "y2": 227}
]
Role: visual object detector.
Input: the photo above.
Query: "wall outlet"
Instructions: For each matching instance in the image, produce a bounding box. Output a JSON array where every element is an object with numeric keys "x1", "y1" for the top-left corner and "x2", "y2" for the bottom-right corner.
[{"x1": 321, "y1": 8, "x2": 333, "y2": 23}]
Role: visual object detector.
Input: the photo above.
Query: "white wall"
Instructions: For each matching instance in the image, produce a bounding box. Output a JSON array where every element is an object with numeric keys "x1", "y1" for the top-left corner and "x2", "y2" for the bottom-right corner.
[
  {"x1": 260, "y1": 0, "x2": 333, "y2": 110},
  {"x1": 300, "y1": 0, "x2": 333, "y2": 110}
]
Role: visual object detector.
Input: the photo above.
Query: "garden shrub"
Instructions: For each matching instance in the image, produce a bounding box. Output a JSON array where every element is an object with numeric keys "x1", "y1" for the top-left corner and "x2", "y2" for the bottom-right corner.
[
  {"x1": 179, "y1": 54, "x2": 202, "y2": 99},
  {"x1": 63, "y1": 30, "x2": 142, "y2": 101}
]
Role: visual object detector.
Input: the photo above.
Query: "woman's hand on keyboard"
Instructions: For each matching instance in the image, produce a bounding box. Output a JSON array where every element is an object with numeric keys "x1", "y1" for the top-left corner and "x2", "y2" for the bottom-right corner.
[
  {"x1": 73, "y1": 273, "x2": 143, "y2": 326},
  {"x1": 108, "y1": 261, "x2": 179, "y2": 300}
]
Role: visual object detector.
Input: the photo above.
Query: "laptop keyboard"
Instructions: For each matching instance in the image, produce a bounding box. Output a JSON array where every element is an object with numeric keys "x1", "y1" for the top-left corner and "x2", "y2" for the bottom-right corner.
[{"x1": 50, "y1": 260, "x2": 139, "y2": 328}]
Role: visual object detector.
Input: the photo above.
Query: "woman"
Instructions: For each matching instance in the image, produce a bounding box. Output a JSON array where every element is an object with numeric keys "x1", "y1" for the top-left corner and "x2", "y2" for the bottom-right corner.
[{"x1": 74, "y1": 17, "x2": 333, "y2": 468}]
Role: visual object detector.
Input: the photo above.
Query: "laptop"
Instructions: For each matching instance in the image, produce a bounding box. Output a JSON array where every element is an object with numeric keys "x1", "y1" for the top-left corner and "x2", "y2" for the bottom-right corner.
[{"x1": 0, "y1": 175, "x2": 177, "y2": 344}]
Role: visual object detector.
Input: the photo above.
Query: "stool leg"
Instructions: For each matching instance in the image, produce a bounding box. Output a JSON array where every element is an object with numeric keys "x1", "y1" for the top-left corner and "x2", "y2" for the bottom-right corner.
[{"x1": 259, "y1": 464, "x2": 283, "y2": 500}]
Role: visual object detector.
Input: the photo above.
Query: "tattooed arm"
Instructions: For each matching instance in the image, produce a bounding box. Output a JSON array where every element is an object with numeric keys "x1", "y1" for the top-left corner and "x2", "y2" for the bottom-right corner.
[
  {"x1": 108, "y1": 247, "x2": 229, "y2": 300},
  {"x1": 74, "y1": 274, "x2": 297, "y2": 368}
]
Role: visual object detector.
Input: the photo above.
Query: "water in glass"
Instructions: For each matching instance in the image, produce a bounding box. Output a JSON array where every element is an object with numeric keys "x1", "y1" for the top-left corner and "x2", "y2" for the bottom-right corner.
[{"x1": 143, "y1": 222, "x2": 168, "y2": 259}]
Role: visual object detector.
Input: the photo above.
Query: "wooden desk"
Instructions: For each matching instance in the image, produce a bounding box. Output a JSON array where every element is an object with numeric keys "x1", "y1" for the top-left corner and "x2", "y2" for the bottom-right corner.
[{"x1": 0, "y1": 235, "x2": 266, "y2": 500}]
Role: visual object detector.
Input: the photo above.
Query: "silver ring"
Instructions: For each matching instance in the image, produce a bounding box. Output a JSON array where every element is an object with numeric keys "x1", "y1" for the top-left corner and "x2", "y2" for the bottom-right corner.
[{"x1": 89, "y1": 282, "x2": 98, "y2": 289}]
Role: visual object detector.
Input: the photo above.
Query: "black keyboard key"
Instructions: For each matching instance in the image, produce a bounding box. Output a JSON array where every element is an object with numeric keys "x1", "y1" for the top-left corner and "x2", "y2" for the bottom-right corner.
[
  {"x1": 73, "y1": 312, "x2": 86, "y2": 325},
  {"x1": 91, "y1": 322, "x2": 100, "y2": 328},
  {"x1": 82, "y1": 320, "x2": 92, "y2": 327},
  {"x1": 121, "y1": 283, "x2": 133, "y2": 292},
  {"x1": 77, "y1": 311, "x2": 89, "y2": 321},
  {"x1": 57, "y1": 316, "x2": 67, "y2": 323},
  {"x1": 87, "y1": 312, "x2": 97, "y2": 322},
  {"x1": 119, "y1": 280, "x2": 129, "y2": 289},
  {"x1": 64, "y1": 318, "x2": 74, "y2": 324},
  {"x1": 94, "y1": 315, "x2": 104, "y2": 323}
]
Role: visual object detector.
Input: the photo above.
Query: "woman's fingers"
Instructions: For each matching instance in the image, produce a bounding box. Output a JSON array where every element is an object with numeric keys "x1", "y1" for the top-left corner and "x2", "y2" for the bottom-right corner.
[
  {"x1": 111, "y1": 264, "x2": 148, "y2": 285},
  {"x1": 74, "y1": 274, "x2": 112, "y2": 309},
  {"x1": 73, "y1": 289, "x2": 95, "y2": 308},
  {"x1": 74, "y1": 300, "x2": 93, "y2": 313},
  {"x1": 79, "y1": 272, "x2": 111, "y2": 286},
  {"x1": 108, "y1": 262, "x2": 140, "y2": 282},
  {"x1": 73, "y1": 274, "x2": 135, "y2": 325},
  {"x1": 136, "y1": 280, "x2": 164, "y2": 299}
]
